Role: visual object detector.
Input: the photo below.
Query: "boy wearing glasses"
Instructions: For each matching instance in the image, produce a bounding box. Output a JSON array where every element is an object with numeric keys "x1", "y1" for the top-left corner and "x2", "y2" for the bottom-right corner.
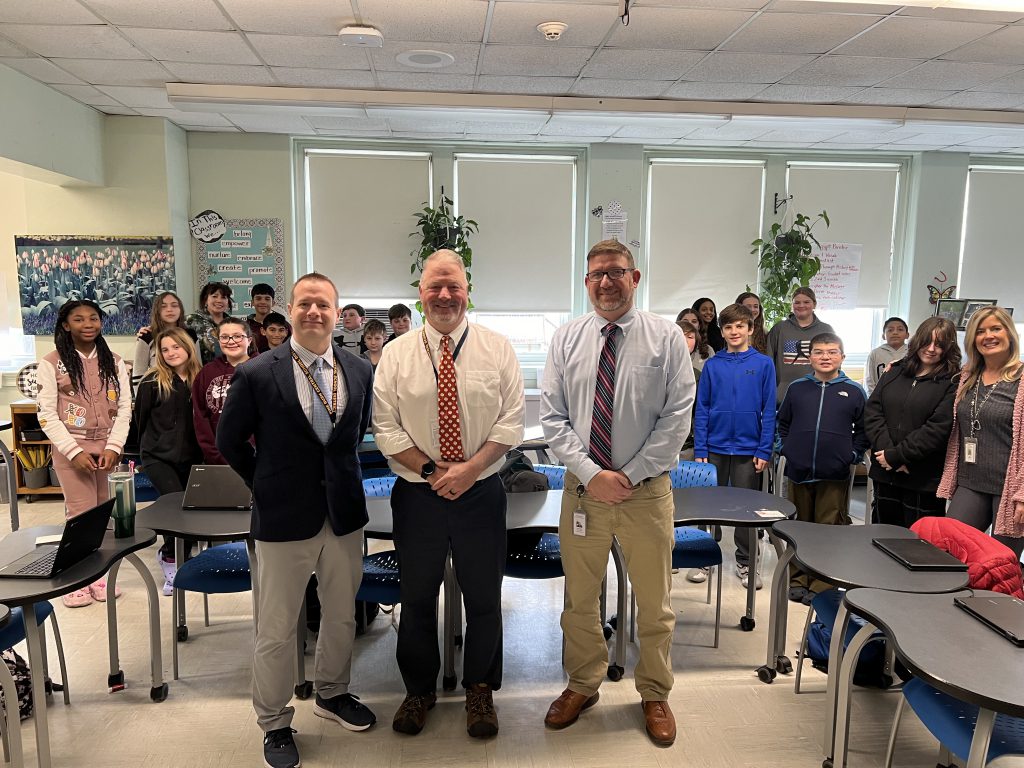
[
  {"x1": 193, "y1": 317, "x2": 251, "y2": 464},
  {"x1": 777, "y1": 332, "x2": 868, "y2": 604}
]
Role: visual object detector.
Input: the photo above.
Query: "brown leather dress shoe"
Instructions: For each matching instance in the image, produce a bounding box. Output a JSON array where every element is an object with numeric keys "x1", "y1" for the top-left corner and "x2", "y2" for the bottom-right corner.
[
  {"x1": 642, "y1": 700, "x2": 676, "y2": 746},
  {"x1": 544, "y1": 688, "x2": 600, "y2": 729}
]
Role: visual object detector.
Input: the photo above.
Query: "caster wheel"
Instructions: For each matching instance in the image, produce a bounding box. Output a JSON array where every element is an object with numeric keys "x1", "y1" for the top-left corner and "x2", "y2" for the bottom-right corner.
[
  {"x1": 607, "y1": 664, "x2": 624, "y2": 682},
  {"x1": 442, "y1": 675, "x2": 457, "y2": 692},
  {"x1": 107, "y1": 671, "x2": 124, "y2": 688},
  {"x1": 756, "y1": 666, "x2": 776, "y2": 684},
  {"x1": 294, "y1": 681, "x2": 313, "y2": 700},
  {"x1": 176, "y1": 625, "x2": 188, "y2": 642},
  {"x1": 454, "y1": 634, "x2": 463, "y2": 650},
  {"x1": 777, "y1": 656, "x2": 793, "y2": 675},
  {"x1": 822, "y1": 758, "x2": 834, "y2": 768},
  {"x1": 602, "y1": 624, "x2": 613, "y2": 641},
  {"x1": 739, "y1": 616, "x2": 755, "y2": 632},
  {"x1": 150, "y1": 683, "x2": 168, "y2": 702}
]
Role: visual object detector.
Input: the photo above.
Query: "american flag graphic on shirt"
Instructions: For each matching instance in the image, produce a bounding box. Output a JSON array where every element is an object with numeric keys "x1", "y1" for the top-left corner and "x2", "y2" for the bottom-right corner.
[{"x1": 783, "y1": 339, "x2": 813, "y2": 365}]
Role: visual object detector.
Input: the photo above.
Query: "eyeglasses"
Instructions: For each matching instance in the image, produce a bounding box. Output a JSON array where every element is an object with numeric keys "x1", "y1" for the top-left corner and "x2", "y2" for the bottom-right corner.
[
  {"x1": 586, "y1": 268, "x2": 631, "y2": 281},
  {"x1": 810, "y1": 350, "x2": 842, "y2": 358},
  {"x1": 218, "y1": 334, "x2": 248, "y2": 344}
]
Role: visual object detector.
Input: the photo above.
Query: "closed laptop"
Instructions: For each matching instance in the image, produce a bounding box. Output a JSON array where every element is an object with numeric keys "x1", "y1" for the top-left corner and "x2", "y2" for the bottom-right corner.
[
  {"x1": 181, "y1": 465, "x2": 252, "y2": 511},
  {"x1": 955, "y1": 594, "x2": 1024, "y2": 647},
  {"x1": 872, "y1": 537, "x2": 968, "y2": 571}
]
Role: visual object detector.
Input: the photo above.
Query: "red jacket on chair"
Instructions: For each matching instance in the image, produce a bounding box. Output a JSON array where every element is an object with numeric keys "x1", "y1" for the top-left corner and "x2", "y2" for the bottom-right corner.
[{"x1": 911, "y1": 517, "x2": 1024, "y2": 599}]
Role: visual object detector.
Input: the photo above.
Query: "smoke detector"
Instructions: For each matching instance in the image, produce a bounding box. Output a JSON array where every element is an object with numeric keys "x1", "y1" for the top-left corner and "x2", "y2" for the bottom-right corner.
[
  {"x1": 537, "y1": 21, "x2": 568, "y2": 41},
  {"x1": 338, "y1": 25, "x2": 383, "y2": 47}
]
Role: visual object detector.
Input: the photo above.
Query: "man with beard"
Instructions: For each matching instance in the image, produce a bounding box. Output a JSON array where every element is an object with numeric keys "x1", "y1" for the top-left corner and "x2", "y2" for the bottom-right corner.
[{"x1": 540, "y1": 240, "x2": 694, "y2": 746}]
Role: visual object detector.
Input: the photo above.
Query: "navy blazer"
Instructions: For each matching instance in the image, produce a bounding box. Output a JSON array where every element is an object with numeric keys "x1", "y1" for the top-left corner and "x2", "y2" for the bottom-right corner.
[{"x1": 216, "y1": 342, "x2": 373, "y2": 542}]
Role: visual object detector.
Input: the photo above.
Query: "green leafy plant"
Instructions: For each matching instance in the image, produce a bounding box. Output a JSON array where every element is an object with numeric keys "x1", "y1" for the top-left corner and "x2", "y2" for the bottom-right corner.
[
  {"x1": 409, "y1": 189, "x2": 478, "y2": 312},
  {"x1": 750, "y1": 211, "x2": 829, "y2": 328}
]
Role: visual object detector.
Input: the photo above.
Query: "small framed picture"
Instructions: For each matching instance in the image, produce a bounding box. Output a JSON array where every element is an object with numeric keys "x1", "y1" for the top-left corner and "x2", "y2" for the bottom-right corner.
[
  {"x1": 962, "y1": 299, "x2": 998, "y2": 330},
  {"x1": 935, "y1": 298, "x2": 968, "y2": 327}
]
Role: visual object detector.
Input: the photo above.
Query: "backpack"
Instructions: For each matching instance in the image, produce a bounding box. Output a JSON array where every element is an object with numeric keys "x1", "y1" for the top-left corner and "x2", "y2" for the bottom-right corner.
[
  {"x1": 0, "y1": 649, "x2": 32, "y2": 721},
  {"x1": 500, "y1": 450, "x2": 551, "y2": 552}
]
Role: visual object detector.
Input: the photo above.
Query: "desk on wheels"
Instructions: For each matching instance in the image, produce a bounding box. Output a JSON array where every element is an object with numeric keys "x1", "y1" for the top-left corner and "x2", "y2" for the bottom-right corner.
[
  {"x1": 0, "y1": 526, "x2": 163, "y2": 768},
  {"x1": 760, "y1": 520, "x2": 969, "y2": 768},
  {"x1": 840, "y1": 588, "x2": 1024, "y2": 768}
]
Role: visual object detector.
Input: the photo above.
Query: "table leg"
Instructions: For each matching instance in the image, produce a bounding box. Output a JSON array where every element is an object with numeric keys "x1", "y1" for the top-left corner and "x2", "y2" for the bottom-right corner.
[
  {"x1": 823, "y1": 601, "x2": 853, "y2": 760},
  {"x1": 171, "y1": 537, "x2": 186, "y2": 680},
  {"x1": 966, "y1": 708, "x2": 995, "y2": 768},
  {"x1": 831, "y1": 622, "x2": 876, "y2": 768},
  {"x1": 442, "y1": 555, "x2": 457, "y2": 691},
  {"x1": 0, "y1": 440, "x2": 19, "y2": 532},
  {"x1": 121, "y1": 552, "x2": 166, "y2": 701},
  {"x1": 22, "y1": 604, "x2": 50, "y2": 768},
  {"x1": 768, "y1": 532, "x2": 789, "y2": 662},
  {"x1": 758, "y1": 546, "x2": 794, "y2": 683},
  {"x1": 105, "y1": 559, "x2": 125, "y2": 691},
  {"x1": 609, "y1": 538, "x2": 626, "y2": 682},
  {"x1": 740, "y1": 528, "x2": 757, "y2": 631},
  {"x1": 0, "y1": 632, "x2": 24, "y2": 768}
]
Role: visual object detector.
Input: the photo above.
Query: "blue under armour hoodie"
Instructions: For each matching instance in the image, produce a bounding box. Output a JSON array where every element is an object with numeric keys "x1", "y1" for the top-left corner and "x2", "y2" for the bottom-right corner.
[{"x1": 693, "y1": 348, "x2": 776, "y2": 461}]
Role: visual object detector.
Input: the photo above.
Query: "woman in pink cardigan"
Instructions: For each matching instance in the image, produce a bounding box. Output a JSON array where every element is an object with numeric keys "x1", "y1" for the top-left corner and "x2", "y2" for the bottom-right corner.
[{"x1": 938, "y1": 306, "x2": 1024, "y2": 557}]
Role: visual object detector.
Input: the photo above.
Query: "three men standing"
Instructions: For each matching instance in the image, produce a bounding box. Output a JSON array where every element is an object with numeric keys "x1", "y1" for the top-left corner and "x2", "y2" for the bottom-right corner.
[{"x1": 540, "y1": 240, "x2": 695, "y2": 746}]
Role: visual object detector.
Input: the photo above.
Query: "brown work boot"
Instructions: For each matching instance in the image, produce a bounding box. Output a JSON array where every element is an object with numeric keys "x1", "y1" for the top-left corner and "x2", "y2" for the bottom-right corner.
[
  {"x1": 642, "y1": 700, "x2": 676, "y2": 746},
  {"x1": 466, "y1": 684, "x2": 498, "y2": 738},
  {"x1": 544, "y1": 688, "x2": 600, "y2": 729},
  {"x1": 392, "y1": 692, "x2": 437, "y2": 735}
]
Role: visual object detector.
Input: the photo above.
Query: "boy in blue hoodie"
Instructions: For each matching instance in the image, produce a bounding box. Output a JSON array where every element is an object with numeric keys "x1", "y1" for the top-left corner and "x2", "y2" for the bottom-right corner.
[
  {"x1": 694, "y1": 303, "x2": 776, "y2": 589},
  {"x1": 778, "y1": 332, "x2": 868, "y2": 603}
]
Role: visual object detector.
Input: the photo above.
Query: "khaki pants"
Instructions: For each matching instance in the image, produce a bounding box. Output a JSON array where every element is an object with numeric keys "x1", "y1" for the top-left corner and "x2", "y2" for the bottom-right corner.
[
  {"x1": 559, "y1": 471, "x2": 675, "y2": 701},
  {"x1": 786, "y1": 479, "x2": 850, "y2": 593}
]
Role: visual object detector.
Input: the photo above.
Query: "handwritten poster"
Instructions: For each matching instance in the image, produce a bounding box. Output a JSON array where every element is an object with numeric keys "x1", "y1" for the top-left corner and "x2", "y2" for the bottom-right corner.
[
  {"x1": 194, "y1": 218, "x2": 285, "y2": 311},
  {"x1": 809, "y1": 242, "x2": 861, "y2": 310}
]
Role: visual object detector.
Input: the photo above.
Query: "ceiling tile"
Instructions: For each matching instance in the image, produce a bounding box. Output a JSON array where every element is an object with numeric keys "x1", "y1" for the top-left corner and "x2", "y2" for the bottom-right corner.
[
  {"x1": 894, "y1": 6, "x2": 1024, "y2": 23},
  {"x1": 753, "y1": 84, "x2": 864, "y2": 103},
  {"x1": 0, "y1": 24, "x2": 147, "y2": 59},
  {"x1": 677, "y1": 137, "x2": 754, "y2": 147},
  {"x1": 480, "y1": 44, "x2": 592, "y2": 77},
  {"x1": 121, "y1": 28, "x2": 260, "y2": 64},
  {"x1": 769, "y1": 1, "x2": 898, "y2": 11},
  {"x1": 487, "y1": 2, "x2": 620, "y2": 46},
  {"x1": 49, "y1": 83, "x2": 121, "y2": 105},
  {"x1": 607, "y1": 8, "x2": 753, "y2": 51},
  {"x1": 216, "y1": 0, "x2": 352, "y2": 35},
  {"x1": 686, "y1": 123, "x2": 771, "y2": 140},
  {"x1": 314, "y1": 127, "x2": 390, "y2": 137},
  {"x1": 95, "y1": 85, "x2": 173, "y2": 108},
  {"x1": 459, "y1": 120, "x2": 547, "y2": 134},
  {"x1": 722, "y1": 12, "x2": 881, "y2": 54},
  {"x1": 841, "y1": 87, "x2": 953, "y2": 106},
  {"x1": 95, "y1": 105, "x2": 138, "y2": 115},
  {"x1": 583, "y1": 48, "x2": 706, "y2": 80},
  {"x1": 376, "y1": 72, "x2": 475, "y2": 91},
  {"x1": 879, "y1": 61, "x2": 1022, "y2": 91},
  {"x1": 651, "y1": 0, "x2": 769, "y2": 8},
  {"x1": 542, "y1": 119, "x2": 621, "y2": 137},
  {"x1": 973, "y1": 71, "x2": 1024, "y2": 93},
  {"x1": 134, "y1": 107, "x2": 233, "y2": 126},
  {"x1": 386, "y1": 117, "x2": 463, "y2": 133},
  {"x1": 833, "y1": 16, "x2": 1000, "y2": 59},
  {"x1": 894, "y1": 132, "x2": 982, "y2": 146},
  {"x1": 0, "y1": 38, "x2": 29, "y2": 57},
  {"x1": 161, "y1": 62, "x2": 276, "y2": 85},
  {"x1": 662, "y1": 81, "x2": 767, "y2": 100},
  {"x1": 371, "y1": 42, "x2": 481, "y2": 74},
  {"x1": 683, "y1": 52, "x2": 815, "y2": 84},
  {"x1": 940, "y1": 25, "x2": 1024, "y2": 65},
  {"x1": 612, "y1": 124, "x2": 694, "y2": 139},
  {"x1": 50, "y1": 57, "x2": 172, "y2": 86},
  {"x1": 83, "y1": 0, "x2": 234, "y2": 31},
  {"x1": 750, "y1": 128, "x2": 846, "y2": 143},
  {"x1": 357, "y1": 0, "x2": 488, "y2": 44},
  {"x1": 391, "y1": 130, "x2": 465, "y2": 140},
  {"x1": 475, "y1": 75, "x2": 576, "y2": 94},
  {"x1": 179, "y1": 125, "x2": 240, "y2": 132},
  {"x1": 248, "y1": 34, "x2": 371, "y2": 69},
  {"x1": 0, "y1": 57, "x2": 84, "y2": 84},
  {"x1": 305, "y1": 116, "x2": 389, "y2": 130},
  {"x1": 821, "y1": 129, "x2": 908, "y2": 144},
  {"x1": 462, "y1": 133, "x2": 541, "y2": 143},
  {"x1": 270, "y1": 67, "x2": 375, "y2": 88},
  {"x1": 573, "y1": 78, "x2": 673, "y2": 98},
  {"x1": 783, "y1": 56, "x2": 921, "y2": 87},
  {"x1": 929, "y1": 91, "x2": 1024, "y2": 110},
  {"x1": 955, "y1": 133, "x2": 1024, "y2": 148},
  {"x1": 226, "y1": 113, "x2": 316, "y2": 133},
  {"x1": 2, "y1": 0, "x2": 101, "y2": 24}
]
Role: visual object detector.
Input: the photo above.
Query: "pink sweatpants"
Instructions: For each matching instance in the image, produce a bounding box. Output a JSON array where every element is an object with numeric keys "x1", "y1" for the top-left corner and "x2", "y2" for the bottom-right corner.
[{"x1": 51, "y1": 438, "x2": 112, "y2": 518}]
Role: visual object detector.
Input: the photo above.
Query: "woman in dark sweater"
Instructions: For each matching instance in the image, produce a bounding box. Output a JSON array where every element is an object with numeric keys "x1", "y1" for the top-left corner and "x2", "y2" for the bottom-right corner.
[
  {"x1": 864, "y1": 316, "x2": 961, "y2": 528},
  {"x1": 693, "y1": 297, "x2": 725, "y2": 353}
]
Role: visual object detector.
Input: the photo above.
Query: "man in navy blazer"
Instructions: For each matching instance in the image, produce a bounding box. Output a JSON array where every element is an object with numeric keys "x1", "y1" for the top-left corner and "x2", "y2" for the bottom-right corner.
[{"x1": 218, "y1": 272, "x2": 375, "y2": 768}]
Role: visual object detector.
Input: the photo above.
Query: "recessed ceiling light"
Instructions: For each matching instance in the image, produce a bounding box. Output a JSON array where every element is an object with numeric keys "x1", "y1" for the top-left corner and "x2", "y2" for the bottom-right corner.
[{"x1": 395, "y1": 50, "x2": 455, "y2": 69}]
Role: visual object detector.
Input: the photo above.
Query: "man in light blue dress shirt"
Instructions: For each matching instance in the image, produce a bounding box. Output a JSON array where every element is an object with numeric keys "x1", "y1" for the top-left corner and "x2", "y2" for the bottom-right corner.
[{"x1": 540, "y1": 240, "x2": 695, "y2": 746}]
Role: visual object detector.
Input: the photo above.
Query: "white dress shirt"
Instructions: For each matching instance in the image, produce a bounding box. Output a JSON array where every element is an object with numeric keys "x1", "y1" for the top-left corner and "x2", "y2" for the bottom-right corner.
[
  {"x1": 541, "y1": 307, "x2": 695, "y2": 487},
  {"x1": 372, "y1": 317, "x2": 525, "y2": 483},
  {"x1": 290, "y1": 338, "x2": 349, "y2": 424}
]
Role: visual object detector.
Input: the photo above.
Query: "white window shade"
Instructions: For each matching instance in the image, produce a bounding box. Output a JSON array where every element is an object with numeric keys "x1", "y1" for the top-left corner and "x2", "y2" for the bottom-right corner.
[
  {"x1": 959, "y1": 168, "x2": 1024, "y2": 310},
  {"x1": 306, "y1": 151, "x2": 430, "y2": 299},
  {"x1": 787, "y1": 163, "x2": 899, "y2": 308},
  {"x1": 647, "y1": 160, "x2": 764, "y2": 316},
  {"x1": 454, "y1": 156, "x2": 574, "y2": 312}
]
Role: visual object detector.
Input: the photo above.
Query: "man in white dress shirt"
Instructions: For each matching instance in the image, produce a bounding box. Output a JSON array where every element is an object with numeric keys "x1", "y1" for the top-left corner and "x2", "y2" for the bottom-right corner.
[{"x1": 372, "y1": 250, "x2": 524, "y2": 739}]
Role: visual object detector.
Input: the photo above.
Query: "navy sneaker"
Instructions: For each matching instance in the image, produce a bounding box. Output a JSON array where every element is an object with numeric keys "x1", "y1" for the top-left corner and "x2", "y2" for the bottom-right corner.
[
  {"x1": 313, "y1": 692, "x2": 376, "y2": 731},
  {"x1": 263, "y1": 727, "x2": 299, "y2": 768}
]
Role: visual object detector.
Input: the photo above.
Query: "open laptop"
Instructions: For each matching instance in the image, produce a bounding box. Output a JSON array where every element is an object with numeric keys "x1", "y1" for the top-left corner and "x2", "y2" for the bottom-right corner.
[
  {"x1": 955, "y1": 594, "x2": 1024, "y2": 647},
  {"x1": 181, "y1": 465, "x2": 252, "y2": 511},
  {"x1": 872, "y1": 537, "x2": 968, "y2": 571},
  {"x1": 0, "y1": 498, "x2": 114, "y2": 579}
]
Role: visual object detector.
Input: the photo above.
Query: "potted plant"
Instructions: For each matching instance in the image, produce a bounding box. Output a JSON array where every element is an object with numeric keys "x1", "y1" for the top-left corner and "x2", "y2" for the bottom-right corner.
[
  {"x1": 750, "y1": 211, "x2": 829, "y2": 328},
  {"x1": 409, "y1": 187, "x2": 478, "y2": 310}
]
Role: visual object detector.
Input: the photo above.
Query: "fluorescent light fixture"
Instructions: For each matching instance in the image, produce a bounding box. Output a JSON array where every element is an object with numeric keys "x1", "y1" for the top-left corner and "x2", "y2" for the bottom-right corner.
[{"x1": 786, "y1": 0, "x2": 1024, "y2": 9}]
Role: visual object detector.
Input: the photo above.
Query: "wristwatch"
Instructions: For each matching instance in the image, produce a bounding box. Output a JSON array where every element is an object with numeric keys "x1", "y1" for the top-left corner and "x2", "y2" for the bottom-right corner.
[{"x1": 420, "y1": 460, "x2": 436, "y2": 480}]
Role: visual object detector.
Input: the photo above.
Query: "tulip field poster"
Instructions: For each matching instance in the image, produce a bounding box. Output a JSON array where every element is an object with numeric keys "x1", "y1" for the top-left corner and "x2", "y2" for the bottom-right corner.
[{"x1": 15, "y1": 235, "x2": 176, "y2": 336}]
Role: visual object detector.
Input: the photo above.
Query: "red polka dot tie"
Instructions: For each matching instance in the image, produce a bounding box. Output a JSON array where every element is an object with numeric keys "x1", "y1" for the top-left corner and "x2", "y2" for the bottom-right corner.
[{"x1": 438, "y1": 335, "x2": 465, "y2": 462}]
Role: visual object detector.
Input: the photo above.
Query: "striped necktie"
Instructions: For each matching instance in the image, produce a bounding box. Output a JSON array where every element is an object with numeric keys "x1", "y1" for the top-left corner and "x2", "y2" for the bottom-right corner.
[{"x1": 589, "y1": 323, "x2": 619, "y2": 470}]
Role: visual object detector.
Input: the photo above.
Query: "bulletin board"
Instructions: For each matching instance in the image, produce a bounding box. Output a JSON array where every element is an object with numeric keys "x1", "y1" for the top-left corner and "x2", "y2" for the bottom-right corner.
[{"x1": 194, "y1": 218, "x2": 285, "y2": 312}]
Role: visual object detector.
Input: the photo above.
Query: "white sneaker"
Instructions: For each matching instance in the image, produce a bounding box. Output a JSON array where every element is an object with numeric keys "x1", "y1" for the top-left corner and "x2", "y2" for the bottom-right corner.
[
  {"x1": 686, "y1": 567, "x2": 709, "y2": 583},
  {"x1": 736, "y1": 564, "x2": 763, "y2": 590},
  {"x1": 162, "y1": 579, "x2": 173, "y2": 597},
  {"x1": 157, "y1": 551, "x2": 177, "y2": 584}
]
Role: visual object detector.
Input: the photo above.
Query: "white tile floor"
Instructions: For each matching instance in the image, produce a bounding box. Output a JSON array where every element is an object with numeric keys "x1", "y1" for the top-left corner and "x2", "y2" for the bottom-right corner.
[{"x1": 0, "y1": 488, "x2": 982, "y2": 767}]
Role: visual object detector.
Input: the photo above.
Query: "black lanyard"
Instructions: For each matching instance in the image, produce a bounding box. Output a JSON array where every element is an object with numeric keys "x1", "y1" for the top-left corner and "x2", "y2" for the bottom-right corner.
[
  {"x1": 421, "y1": 326, "x2": 470, "y2": 384},
  {"x1": 291, "y1": 350, "x2": 339, "y2": 424}
]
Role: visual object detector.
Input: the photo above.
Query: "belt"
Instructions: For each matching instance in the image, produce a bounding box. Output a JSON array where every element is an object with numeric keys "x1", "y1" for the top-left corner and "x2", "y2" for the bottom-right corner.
[{"x1": 574, "y1": 472, "x2": 667, "y2": 495}]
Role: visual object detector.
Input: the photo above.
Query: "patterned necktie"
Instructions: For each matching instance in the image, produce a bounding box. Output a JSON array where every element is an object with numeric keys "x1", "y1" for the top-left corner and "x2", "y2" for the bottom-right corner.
[
  {"x1": 589, "y1": 323, "x2": 619, "y2": 470},
  {"x1": 310, "y1": 357, "x2": 333, "y2": 444},
  {"x1": 437, "y1": 335, "x2": 465, "y2": 462}
]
